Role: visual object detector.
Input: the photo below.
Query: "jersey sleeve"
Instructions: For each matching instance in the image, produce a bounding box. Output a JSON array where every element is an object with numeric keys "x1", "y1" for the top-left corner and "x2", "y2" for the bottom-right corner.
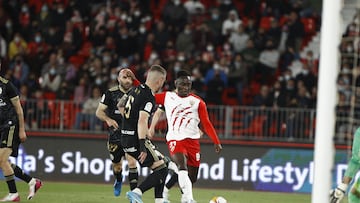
[
  {"x1": 100, "y1": 90, "x2": 111, "y2": 106},
  {"x1": 198, "y1": 100, "x2": 220, "y2": 144},
  {"x1": 155, "y1": 92, "x2": 166, "y2": 105},
  {"x1": 139, "y1": 88, "x2": 155, "y2": 115},
  {"x1": 6, "y1": 81, "x2": 19, "y2": 99}
]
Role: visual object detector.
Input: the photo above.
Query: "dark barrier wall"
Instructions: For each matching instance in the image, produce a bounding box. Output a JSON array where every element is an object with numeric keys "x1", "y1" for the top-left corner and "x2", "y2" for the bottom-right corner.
[{"x1": 15, "y1": 132, "x2": 348, "y2": 194}]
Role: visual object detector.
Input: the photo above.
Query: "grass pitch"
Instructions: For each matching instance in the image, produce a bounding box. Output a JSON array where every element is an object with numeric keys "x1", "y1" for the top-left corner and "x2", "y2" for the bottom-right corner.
[{"x1": 1, "y1": 181, "x2": 315, "y2": 203}]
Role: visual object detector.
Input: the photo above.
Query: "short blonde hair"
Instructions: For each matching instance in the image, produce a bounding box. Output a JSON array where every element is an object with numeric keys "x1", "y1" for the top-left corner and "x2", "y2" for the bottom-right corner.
[{"x1": 147, "y1": 65, "x2": 167, "y2": 81}]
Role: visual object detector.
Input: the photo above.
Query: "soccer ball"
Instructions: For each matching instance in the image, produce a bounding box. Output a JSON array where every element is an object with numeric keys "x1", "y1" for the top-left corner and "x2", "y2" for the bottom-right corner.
[{"x1": 209, "y1": 196, "x2": 227, "y2": 203}]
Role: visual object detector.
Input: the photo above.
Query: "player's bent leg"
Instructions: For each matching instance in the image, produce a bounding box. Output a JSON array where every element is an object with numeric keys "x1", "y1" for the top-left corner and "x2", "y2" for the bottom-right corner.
[
  {"x1": 126, "y1": 153, "x2": 139, "y2": 190},
  {"x1": 112, "y1": 162, "x2": 123, "y2": 196}
]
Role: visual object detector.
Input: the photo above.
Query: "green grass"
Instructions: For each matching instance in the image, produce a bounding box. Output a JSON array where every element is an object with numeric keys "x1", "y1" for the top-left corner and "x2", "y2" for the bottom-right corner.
[{"x1": 0, "y1": 181, "x2": 315, "y2": 203}]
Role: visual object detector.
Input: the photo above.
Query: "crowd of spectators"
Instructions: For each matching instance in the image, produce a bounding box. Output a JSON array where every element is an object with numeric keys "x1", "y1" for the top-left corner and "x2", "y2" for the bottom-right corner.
[
  {"x1": 335, "y1": 13, "x2": 360, "y2": 142},
  {"x1": 0, "y1": 0, "x2": 322, "y2": 109}
]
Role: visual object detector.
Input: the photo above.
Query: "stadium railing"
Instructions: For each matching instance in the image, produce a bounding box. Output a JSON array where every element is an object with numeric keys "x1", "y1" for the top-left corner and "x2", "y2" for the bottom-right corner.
[{"x1": 22, "y1": 99, "x2": 325, "y2": 143}]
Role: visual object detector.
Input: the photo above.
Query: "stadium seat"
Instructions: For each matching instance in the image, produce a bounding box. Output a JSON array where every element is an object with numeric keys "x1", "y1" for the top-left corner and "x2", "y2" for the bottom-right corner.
[{"x1": 235, "y1": 115, "x2": 266, "y2": 138}]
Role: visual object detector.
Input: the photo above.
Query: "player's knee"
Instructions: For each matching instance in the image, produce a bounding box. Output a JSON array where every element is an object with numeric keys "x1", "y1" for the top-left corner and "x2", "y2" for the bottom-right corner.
[
  {"x1": 127, "y1": 157, "x2": 137, "y2": 168},
  {"x1": 113, "y1": 163, "x2": 122, "y2": 173}
]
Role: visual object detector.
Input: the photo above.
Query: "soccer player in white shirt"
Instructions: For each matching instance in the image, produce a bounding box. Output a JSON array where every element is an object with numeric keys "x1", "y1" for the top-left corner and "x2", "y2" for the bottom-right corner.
[{"x1": 149, "y1": 70, "x2": 222, "y2": 203}]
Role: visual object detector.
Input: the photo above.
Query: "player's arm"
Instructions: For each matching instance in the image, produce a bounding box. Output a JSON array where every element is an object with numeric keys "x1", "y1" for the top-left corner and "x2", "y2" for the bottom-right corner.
[
  {"x1": 331, "y1": 128, "x2": 360, "y2": 202},
  {"x1": 148, "y1": 106, "x2": 164, "y2": 139},
  {"x1": 11, "y1": 96, "x2": 26, "y2": 142},
  {"x1": 198, "y1": 100, "x2": 222, "y2": 153},
  {"x1": 138, "y1": 110, "x2": 150, "y2": 163},
  {"x1": 95, "y1": 103, "x2": 118, "y2": 129}
]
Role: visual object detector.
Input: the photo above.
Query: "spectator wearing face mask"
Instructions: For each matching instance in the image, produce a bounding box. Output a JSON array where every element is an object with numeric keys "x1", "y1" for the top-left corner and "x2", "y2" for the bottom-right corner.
[
  {"x1": 9, "y1": 55, "x2": 30, "y2": 85},
  {"x1": 39, "y1": 64, "x2": 62, "y2": 94},
  {"x1": 8, "y1": 33, "x2": 27, "y2": 60},
  {"x1": 162, "y1": 0, "x2": 189, "y2": 38},
  {"x1": 40, "y1": 52, "x2": 65, "y2": 79},
  {"x1": 295, "y1": 63, "x2": 317, "y2": 93},
  {"x1": 222, "y1": 10, "x2": 242, "y2": 37},
  {"x1": 205, "y1": 8, "x2": 223, "y2": 46},
  {"x1": 175, "y1": 23, "x2": 195, "y2": 54}
]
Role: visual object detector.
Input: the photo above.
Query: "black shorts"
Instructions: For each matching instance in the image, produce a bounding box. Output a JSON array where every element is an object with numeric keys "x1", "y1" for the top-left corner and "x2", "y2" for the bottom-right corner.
[
  {"x1": 123, "y1": 139, "x2": 162, "y2": 168},
  {"x1": 0, "y1": 123, "x2": 20, "y2": 157},
  {"x1": 107, "y1": 140, "x2": 125, "y2": 163}
]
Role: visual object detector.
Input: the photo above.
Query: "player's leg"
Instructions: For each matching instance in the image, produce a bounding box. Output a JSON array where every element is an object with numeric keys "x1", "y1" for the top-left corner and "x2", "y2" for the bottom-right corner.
[
  {"x1": 10, "y1": 163, "x2": 42, "y2": 200},
  {"x1": 0, "y1": 148, "x2": 20, "y2": 201},
  {"x1": 126, "y1": 141, "x2": 168, "y2": 203},
  {"x1": 182, "y1": 139, "x2": 201, "y2": 202},
  {"x1": 0, "y1": 126, "x2": 20, "y2": 201},
  {"x1": 187, "y1": 166, "x2": 199, "y2": 184},
  {"x1": 171, "y1": 152, "x2": 195, "y2": 203},
  {"x1": 164, "y1": 161, "x2": 179, "y2": 198},
  {"x1": 125, "y1": 153, "x2": 138, "y2": 190},
  {"x1": 108, "y1": 141, "x2": 124, "y2": 196},
  {"x1": 154, "y1": 168, "x2": 167, "y2": 203}
]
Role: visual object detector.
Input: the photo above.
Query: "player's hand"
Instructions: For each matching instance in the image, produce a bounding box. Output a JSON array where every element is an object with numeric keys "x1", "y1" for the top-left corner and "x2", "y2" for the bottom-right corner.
[
  {"x1": 138, "y1": 151, "x2": 147, "y2": 164},
  {"x1": 120, "y1": 68, "x2": 136, "y2": 80},
  {"x1": 19, "y1": 130, "x2": 27, "y2": 143},
  {"x1": 214, "y1": 144, "x2": 222, "y2": 154},
  {"x1": 106, "y1": 119, "x2": 119, "y2": 130},
  {"x1": 330, "y1": 183, "x2": 348, "y2": 203}
]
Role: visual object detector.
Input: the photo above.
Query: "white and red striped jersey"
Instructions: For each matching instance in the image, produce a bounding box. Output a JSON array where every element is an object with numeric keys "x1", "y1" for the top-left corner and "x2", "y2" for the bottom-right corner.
[{"x1": 155, "y1": 91, "x2": 220, "y2": 144}]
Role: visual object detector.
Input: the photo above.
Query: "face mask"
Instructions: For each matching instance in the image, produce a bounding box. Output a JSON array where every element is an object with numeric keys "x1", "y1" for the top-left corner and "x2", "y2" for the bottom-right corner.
[
  {"x1": 212, "y1": 14, "x2": 219, "y2": 20},
  {"x1": 134, "y1": 11, "x2": 141, "y2": 17},
  {"x1": 139, "y1": 26, "x2": 146, "y2": 33},
  {"x1": 95, "y1": 78, "x2": 102, "y2": 85},
  {"x1": 184, "y1": 29, "x2": 191, "y2": 34},
  {"x1": 174, "y1": 0, "x2": 180, "y2": 5},
  {"x1": 174, "y1": 65, "x2": 181, "y2": 72},
  {"x1": 207, "y1": 45, "x2": 213, "y2": 51},
  {"x1": 347, "y1": 46, "x2": 353, "y2": 53},
  {"x1": 14, "y1": 36, "x2": 20, "y2": 43},
  {"x1": 111, "y1": 74, "x2": 117, "y2": 80},
  {"x1": 35, "y1": 36, "x2": 41, "y2": 43},
  {"x1": 58, "y1": 8, "x2": 64, "y2": 14},
  {"x1": 41, "y1": 5, "x2": 48, "y2": 12},
  {"x1": 284, "y1": 75, "x2": 291, "y2": 80},
  {"x1": 302, "y1": 69, "x2": 309, "y2": 75},
  {"x1": 50, "y1": 68, "x2": 56, "y2": 75},
  {"x1": 121, "y1": 62, "x2": 128, "y2": 68},
  {"x1": 22, "y1": 6, "x2": 28, "y2": 13},
  {"x1": 103, "y1": 56, "x2": 111, "y2": 64},
  {"x1": 5, "y1": 20, "x2": 12, "y2": 29}
]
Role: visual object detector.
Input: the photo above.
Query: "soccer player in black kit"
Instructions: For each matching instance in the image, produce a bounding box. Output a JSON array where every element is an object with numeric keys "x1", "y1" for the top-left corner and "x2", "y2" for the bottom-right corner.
[
  {"x1": 96, "y1": 68, "x2": 139, "y2": 197},
  {"x1": 119, "y1": 65, "x2": 168, "y2": 203},
  {"x1": 0, "y1": 65, "x2": 42, "y2": 201}
]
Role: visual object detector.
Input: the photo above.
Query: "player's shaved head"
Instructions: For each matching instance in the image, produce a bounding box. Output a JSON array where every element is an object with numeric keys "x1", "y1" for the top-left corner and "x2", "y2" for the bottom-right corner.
[
  {"x1": 118, "y1": 68, "x2": 134, "y2": 91},
  {"x1": 146, "y1": 65, "x2": 167, "y2": 93}
]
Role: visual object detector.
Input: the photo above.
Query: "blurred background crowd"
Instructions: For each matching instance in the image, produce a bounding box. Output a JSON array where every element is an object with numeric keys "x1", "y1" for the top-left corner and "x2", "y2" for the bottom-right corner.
[{"x1": 0, "y1": 0, "x2": 323, "y2": 108}]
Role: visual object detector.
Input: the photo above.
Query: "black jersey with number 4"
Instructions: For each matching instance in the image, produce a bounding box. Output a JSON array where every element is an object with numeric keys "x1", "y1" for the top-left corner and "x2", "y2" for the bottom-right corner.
[
  {"x1": 99, "y1": 85, "x2": 127, "y2": 141},
  {"x1": 121, "y1": 84, "x2": 155, "y2": 148},
  {"x1": 0, "y1": 76, "x2": 19, "y2": 125}
]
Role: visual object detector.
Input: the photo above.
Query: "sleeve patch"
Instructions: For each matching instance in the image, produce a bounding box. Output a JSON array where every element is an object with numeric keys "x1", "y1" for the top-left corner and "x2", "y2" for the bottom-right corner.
[{"x1": 144, "y1": 102, "x2": 153, "y2": 112}]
